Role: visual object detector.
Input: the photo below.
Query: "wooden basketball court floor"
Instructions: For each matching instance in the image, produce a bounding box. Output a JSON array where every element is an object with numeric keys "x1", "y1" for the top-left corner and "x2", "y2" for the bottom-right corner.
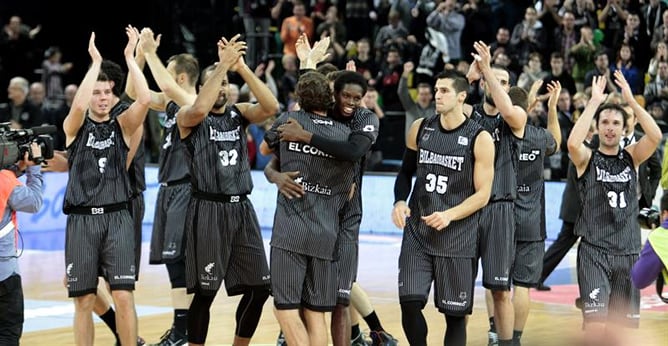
[{"x1": 19, "y1": 233, "x2": 668, "y2": 346}]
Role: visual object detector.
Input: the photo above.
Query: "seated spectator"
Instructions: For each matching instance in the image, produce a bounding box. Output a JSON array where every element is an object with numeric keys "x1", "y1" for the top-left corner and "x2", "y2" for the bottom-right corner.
[
  {"x1": 316, "y1": 5, "x2": 346, "y2": 47},
  {"x1": 614, "y1": 12, "x2": 649, "y2": 70},
  {"x1": 413, "y1": 28, "x2": 448, "y2": 86},
  {"x1": 40, "y1": 46, "x2": 73, "y2": 109},
  {"x1": 642, "y1": 0, "x2": 668, "y2": 40},
  {"x1": 648, "y1": 41, "x2": 668, "y2": 80},
  {"x1": 560, "y1": 0, "x2": 598, "y2": 32},
  {"x1": 571, "y1": 91, "x2": 589, "y2": 122},
  {"x1": 375, "y1": 9, "x2": 409, "y2": 61},
  {"x1": 398, "y1": 61, "x2": 434, "y2": 139},
  {"x1": 612, "y1": 43, "x2": 644, "y2": 95},
  {"x1": 0, "y1": 16, "x2": 41, "y2": 94},
  {"x1": 48, "y1": 84, "x2": 77, "y2": 150},
  {"x1": 598, "y1": 0, "x2": 629, "y2": 49},
  {"x1": 651, "y1": 8, "x2": 668, "y2": 51},
  {"x1": 569, "y1": 25, "x2": 597, "y2": 91},
  {"x1": 540, "y1": 52, "x2": 577, "y2": 97},
  {"x1": 310, "y1": 0, "x2": 332, "y2": 30},
  {"x1": 349, "y1": 38, "x2": 378, "y2": 82},
  {"x1": 492, "y1": 49, "x2": 517, "y2": 85},
  {"x1": 460, "y1": 0, "x2": 494, "y2": 59},
  {"x1": 510, "y1": 7, "x2": 546, "y2": 66},
  {"x1": 648, "y1": 101, "x2": 668, "y2": 133},
  {"x1": 280, "y1": 1, "x2": 314, "y2": 57},
  {"x1": 553, "y1": 10, "x2": 579, "y2": 74},
  {"x1": 278, "y1": 54, "x2": 299, "y2": 110},
  {"x1": 489, "y1": 27, "x2": 514, "y2": 61},
  {"x1": 426, "y1": 0, "x2": 465, "y2": 62},
  {"x1": 373, "y1": 47, "x2": 404, "y2": 112},
  {"x1": 583, "y1": 50, "x2": 616, "y2": 94},
  {"x1": 0, "y1": 77, "x2": 44, "y2": 129},
  {"x1": 241, "y1": 59, "x2": 278, "y2": 101},
  {"x1": 363, "y1": 85, "x2": 384, "y2": 120},
  {"x1": 644, "y1": 59, "x2": 668, "y2": 108},
  {"x1": 28, "y1": 82, "x2": 49, "y2": 113},
  {"x1": 517, "y1": 52, "x2": 548, "y2": 91}
]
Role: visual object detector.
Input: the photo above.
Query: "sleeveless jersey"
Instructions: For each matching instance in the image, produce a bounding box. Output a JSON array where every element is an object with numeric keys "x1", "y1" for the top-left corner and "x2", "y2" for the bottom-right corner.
[
  {"x1": 575, "y1": 149, "x2": 640, "y2": 254},
  {"x1": 183, "y1": 105, "x2": 253, "y2": 195},
  {"x1": 405, "y1": 115, "x2": 484, "y2": 257},
  {"x1": 158, "y1": 101, "x2": 189, "y2": 183},
  {"x1": 470, "y1": 104, "x2": 521, "y2": 201},
  {"x1": 64, "y1": 116, "x2": 131, "y2": 207},
  {"x1": 110, "y1": 101, "x2": 145, "y2": 194},
  {"x1": 515, "y1": 124, "x2": 557, "y2": 241}
]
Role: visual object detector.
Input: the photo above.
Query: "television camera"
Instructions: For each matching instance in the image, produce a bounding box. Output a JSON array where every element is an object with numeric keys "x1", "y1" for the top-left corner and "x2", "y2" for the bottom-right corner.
[{"x1": 0, "y1": 123, "x2": 56, "y2": 168}]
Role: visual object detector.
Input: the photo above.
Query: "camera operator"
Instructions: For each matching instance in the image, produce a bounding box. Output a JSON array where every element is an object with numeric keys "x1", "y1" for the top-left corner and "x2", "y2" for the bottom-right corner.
[
  {"x1": 0, "y1": 142, "x2": 44, "y2": 345},
  {"x1": 631, "y1": 192, "x2": 668, "y2": 293}
]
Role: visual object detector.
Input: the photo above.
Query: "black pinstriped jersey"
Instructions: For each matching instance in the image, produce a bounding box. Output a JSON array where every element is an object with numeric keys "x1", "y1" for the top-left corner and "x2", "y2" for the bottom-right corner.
[
  {"x1": 158, "y1": 101, "x2": 189, "y2": 183},
  {"x1": 109, "y1": 101, "x2": 146, "y2": 194},
  {"x1": 64, "y1": 116, "x2": 131, "y2": 207},
  {"x1": 405, "y1": 115, "x2": 484, "y2": 257},
  {"x1": 515, "y1": 124, "x2": 557, "y2": 241},
  {"x1": 266, "y1": 110, "x2": 355, "y2": 259},
  {"x1": 575, "y1": 149, "x2": 640, "y2": 254},
  {"x1": 470, "y1": 104, "x2": 521, "y2": 201},
  {"x1": 183, "y1": 105, "x2": 253, "y2": 195}
]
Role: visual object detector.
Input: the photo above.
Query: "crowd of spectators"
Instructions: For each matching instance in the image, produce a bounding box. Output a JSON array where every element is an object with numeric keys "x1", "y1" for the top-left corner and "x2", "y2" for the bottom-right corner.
[{"x1": 3, "y1": 0, "x2": 668, "y2": 177}]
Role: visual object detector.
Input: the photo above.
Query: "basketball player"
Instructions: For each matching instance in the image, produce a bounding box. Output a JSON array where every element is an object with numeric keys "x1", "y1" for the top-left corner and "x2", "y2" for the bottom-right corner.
[
  {"x1": 466, "y1": 41, "x2": 528, "y2": 346},
  {"x1": 62, "y1": 28, "x2": 151, "y2": 346},
  {"x1": 261, "y1": 70, "x2": 356, "y2": 346},
  {"x1": 266, "y1": 35, "x2": 392, "y2": 345},
  {"x1": 568, "y1": 72, "x2": 661, "y2": 345},
  {"x1": 177, "y1": 35, "x2": 278, "y2": 346},
  {"x1": 485, "y1": 81, "x2": 562, "y2": 345},
  {"x1": 391, "y1": 69, "x2": 495, "y2": 346},
  {"x1": 125, "y1": 27, "x2": 200, "y2": 346}
]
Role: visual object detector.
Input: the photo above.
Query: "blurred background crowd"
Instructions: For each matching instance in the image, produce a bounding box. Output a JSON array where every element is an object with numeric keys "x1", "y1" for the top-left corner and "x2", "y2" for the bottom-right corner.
[{"x1": 2, "y1": 0, "x2": 668, "y2": 178}]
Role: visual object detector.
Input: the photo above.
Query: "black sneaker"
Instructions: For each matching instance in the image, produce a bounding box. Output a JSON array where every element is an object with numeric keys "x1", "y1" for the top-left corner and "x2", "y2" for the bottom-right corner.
[
  {"x1": 149, "y1": 327, "x2": 186, "y2": 346},
  {"x1": 535, "y1": 282, "x2": 551, "y2": 291},
  {"x1": 369, "y1": 330, "x2": 397, "y2": 346},
  {"x1": 277, "y1": 331, "x2": 288, "y2": 346}
]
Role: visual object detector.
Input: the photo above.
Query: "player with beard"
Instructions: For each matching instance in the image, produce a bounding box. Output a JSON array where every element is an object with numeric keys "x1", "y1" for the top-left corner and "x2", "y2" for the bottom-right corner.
[
  {"x1": 465, "y1": 41, "x2": 528, "y2": 346},
  {"x1": 177, "y1": 35, "x2": 279, "y2": 346}
]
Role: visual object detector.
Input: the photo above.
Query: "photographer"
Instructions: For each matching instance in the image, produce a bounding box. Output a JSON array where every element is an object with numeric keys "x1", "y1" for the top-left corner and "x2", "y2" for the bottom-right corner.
[
  {"x1": 631, "y1": 193, "x2": 668, "y2": 292},
  {"x1": 0, "y1": 142, "x2": 44, "y2": 346}
]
